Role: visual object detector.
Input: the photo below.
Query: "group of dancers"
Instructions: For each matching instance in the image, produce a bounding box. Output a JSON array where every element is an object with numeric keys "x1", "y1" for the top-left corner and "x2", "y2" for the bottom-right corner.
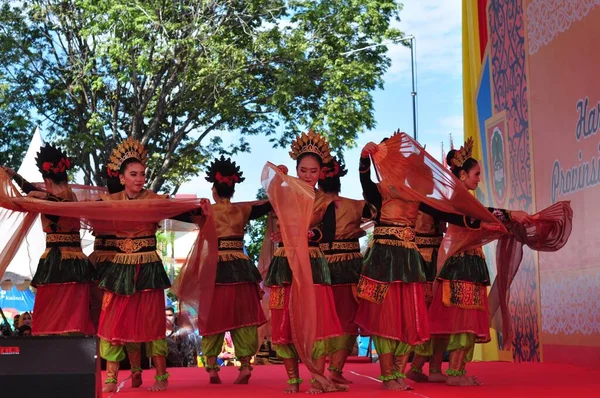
[{"x1": 0, "y1": 129, "x2": 569, "y2": 394}]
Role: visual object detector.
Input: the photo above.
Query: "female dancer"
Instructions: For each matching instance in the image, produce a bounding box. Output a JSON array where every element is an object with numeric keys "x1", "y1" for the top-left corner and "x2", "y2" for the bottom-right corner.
[
  {"x1": 407, "y1": 210, "x2": 447, "y2": 382},
  {"x1": 98, "y1": 137, "x2": 193, "y2": 392},
  {"x1": 88, "y1": 166, "x2": 143, "y2": 389},
  {"x1": 2, "y1": 145, "x2": 95, "y2": 336},
  {"x1": 428, "y1": 139, "x2": 532, "y2": 386},
  {"x1": 264, "y1": 130, "x2": 346, "y2": 393},
  {"x1": 356, "y1": 138, "x2": 497, "y2": 391},
  {"x1": 196, "y1": 156, "x2": 269, "y2": 384},
  {"x1": 318, "y1": 157, "x2": 371, "y2": 384}
]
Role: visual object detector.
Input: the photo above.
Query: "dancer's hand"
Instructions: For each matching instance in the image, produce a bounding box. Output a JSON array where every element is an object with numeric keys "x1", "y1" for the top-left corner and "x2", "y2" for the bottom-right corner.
[
  {"x1": 27, "y1": 191, "x2": 47, "y2": 200},
  {"x1": 361, "y1": 142, "x2": 378, "y2": 158},
  {"x1": 276, "y1": 164, "x2": 288, "y2": 175},
  {"x1": 270, "y1": 231, "x2": 283, "y2": 242},
  {"x1": 510, "y1": 210, "x2": 533, "y2": 225},
  {"x1": 1, "y1": 166, "x2": 16, "y2": 177},
  {"x1": 307, "y1": 230, "x2": 315, "y2": 239},
  {"x1": 199, "y1": 198, "x2": 211, "y2": 214}
]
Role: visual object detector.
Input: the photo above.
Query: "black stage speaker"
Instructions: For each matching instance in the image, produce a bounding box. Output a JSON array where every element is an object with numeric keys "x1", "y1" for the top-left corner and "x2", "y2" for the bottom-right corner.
[{"x1": 0, "y1": 335, "x2": 97, "y2": 398}]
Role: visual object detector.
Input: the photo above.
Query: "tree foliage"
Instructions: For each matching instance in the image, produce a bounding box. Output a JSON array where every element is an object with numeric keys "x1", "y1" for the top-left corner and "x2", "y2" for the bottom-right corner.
[
  {"x1": 0, "y1": 77, "x2": 34, "y2": 169},
  {"x1": 0, "y1": 0, "x2": 403, "y2": 192}
]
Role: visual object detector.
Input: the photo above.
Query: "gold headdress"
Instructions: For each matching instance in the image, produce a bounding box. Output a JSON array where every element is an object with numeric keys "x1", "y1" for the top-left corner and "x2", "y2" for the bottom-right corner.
[
  {"x1": 108, "y1": 137, "x2": 148, "y2": 172},
  {"x1": 289, "y1": 129, "x2": 332, "y2": 164},
  {"x1": 451, "y1": 137, "x2": 474, "y2": 169}
]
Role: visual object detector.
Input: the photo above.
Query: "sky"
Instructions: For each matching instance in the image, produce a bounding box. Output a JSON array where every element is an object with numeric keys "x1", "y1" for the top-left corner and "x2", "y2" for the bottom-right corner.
[{"x1": 177, "y1": 0, "x2": 465, "y2": 201}]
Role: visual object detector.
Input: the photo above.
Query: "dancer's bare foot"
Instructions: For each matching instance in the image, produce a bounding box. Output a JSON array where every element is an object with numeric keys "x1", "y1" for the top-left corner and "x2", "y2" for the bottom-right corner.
[
  {"x1": 148, "y1": 378, "x2": 168, "y2": 391},
  {"x1": 465, "y1": 375, "x2": 481, "y2": 385},
  {"x1": 395, "y1": 378, "x2": 412, "y2": 391},
  {"x1": 382, "y1": 379, "x2": 412, "y2": 391},
  {"x1": 446, "y1": 374, "x2": 479, "y2": 386},
  {"x1": 285, "y1": 383, "x2": 300, "y2": 393},
  {"x1": 234, "y1": 367, "x2": 252, "y2": 384},
  {"x1": 333, "y1": 383, "x2": 350, "y2": 392},
  {"x1": 208, "y1": 369, "x2": 222, "y2": 384},
  {"x1": 102, "y1": 383, "x2": 116, "y2": 393},
  {"x1": 407, "y1": 369, "x2": 428, "y2": 383},
  {"x1": 328, "y1": 370, "x2": 353, "y2": 384},
  {"x1": 427, "y1": 372, "x2": 447, "y2": 383},
  {"x1": 308, "y1": 379, "x2": 349, "y2": 394},
  {"x1": 131, "y1": 372, "x2": 143, "y2": 388},
  {"x1": 307, "y1": 379, "x2": 325, "y2": 395}
]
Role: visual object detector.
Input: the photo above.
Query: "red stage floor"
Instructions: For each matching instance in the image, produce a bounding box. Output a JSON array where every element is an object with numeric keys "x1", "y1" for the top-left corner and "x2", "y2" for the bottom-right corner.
[{"x1": 102, "y1": 361, "x2": 600, "y2": 397}]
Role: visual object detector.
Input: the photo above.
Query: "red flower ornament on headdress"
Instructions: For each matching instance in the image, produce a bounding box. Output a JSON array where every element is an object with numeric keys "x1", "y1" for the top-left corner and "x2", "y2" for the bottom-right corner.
[
  {"x1": 320, "y1": 161, "x2": 340, "y2": 180},
  {"x1": 215, "y1": 172, "x2": 240, "y2": 186}
]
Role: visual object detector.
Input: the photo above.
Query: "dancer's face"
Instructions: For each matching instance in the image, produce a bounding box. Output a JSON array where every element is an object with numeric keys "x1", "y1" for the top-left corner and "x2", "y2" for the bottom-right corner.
[
  {"x1": 296, "y1": 155, "x2": 322, "y2": 188},
  {"x1": 120, "y1": 162, "x2": 146, "y2": 194},
  {"x1": 461, "y1": 162, "x2": 481, "y2": 191},
  {"x1": 21, "y1": 313, "x2": 32, "y2": 326}
]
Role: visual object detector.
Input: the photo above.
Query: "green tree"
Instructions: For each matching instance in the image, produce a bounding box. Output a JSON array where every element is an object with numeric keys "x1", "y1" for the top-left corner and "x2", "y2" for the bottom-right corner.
[
  {"x1": 0, "y1": 80, "x2": 34, "y2": 169},
  {"x1": 245, "y1": 187, "x2": 269, "y2": 264},
  {"x1": 0, "y1": 0, "x2": 403, "y2": 192}
]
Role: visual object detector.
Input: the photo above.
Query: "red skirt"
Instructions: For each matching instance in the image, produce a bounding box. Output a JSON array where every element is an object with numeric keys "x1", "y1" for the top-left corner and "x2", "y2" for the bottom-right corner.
[
  {"x1": 271, "y1": 284, "x2": 343, "y2": 345},
  {"x1": 331, "y1": 284, "x2": 359, "y2": 335},
  {"x1": 355, "y1": 282, "x2": 429, "y2": 345},
  {"x1": 32, "y1": 283, "x2": 95, "y2": 336},
  {"x1": 89, "y1": 283, "x2": 104, "y2": 331},
  {"x1": 202, "y1": 283, "x2": 267, "y2": 335},
  {"x1": 428, "y1": 280, "x2": 490, "y2": 343},
  {"x1": 98, "y1": 289, "x2": 165, "y2": 343}
]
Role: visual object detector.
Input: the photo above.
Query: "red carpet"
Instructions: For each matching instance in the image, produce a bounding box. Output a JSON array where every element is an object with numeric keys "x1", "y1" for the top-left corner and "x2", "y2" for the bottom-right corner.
[{"x1": 103, "y1": 361, "x2": 600, "y2": 397}]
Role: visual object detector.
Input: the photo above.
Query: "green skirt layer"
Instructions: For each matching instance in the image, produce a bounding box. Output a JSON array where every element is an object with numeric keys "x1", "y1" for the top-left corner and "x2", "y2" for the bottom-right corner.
[
  {"x1": 361, "y1": 243, "x2": 426, "y2": 283},
  {"x1": 31, "y1": 247, "x2": 95, "y2": 287}
]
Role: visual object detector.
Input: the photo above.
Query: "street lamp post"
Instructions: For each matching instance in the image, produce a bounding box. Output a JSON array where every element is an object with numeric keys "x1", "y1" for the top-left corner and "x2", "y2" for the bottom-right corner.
[{"x1": 343, "y1": 36, "x2": 418, "y2": 141}]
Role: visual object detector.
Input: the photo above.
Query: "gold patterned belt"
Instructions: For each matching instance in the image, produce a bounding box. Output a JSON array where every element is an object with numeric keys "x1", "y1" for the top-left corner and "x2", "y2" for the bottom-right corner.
[
  {"x1": 218, "y1": 239, "x2": 244, "y2": 250},
  {"x1": 373, "y1": 226, "x2": 416, "y2": 242},
  {"x1": 46, "y1": 233, "x2": 81, "y2": 243},
  {"x1": 415, "y1": 235, "x2": 443, "y2": 247},
  {"x1": 106, "y1": 237, "x2": 157, "y2": 254},
  {"x1": 320, "y1": 240, "x2": 360, "y2": 253},
  {"x1": 94, "y1": 238, "x2": 105, "y2": 250},
  {"x1": 46, "y1": 233, "x2": 81, "y2": 248}
]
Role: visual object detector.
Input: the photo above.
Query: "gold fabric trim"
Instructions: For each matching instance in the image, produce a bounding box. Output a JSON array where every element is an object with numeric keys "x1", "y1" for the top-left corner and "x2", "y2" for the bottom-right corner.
[
  {"x1": 442, "y1": 279, "x2": 486, "y2": 310},
  {"x1": 219, "y1": 240, "x2": 244, "y2": 250},
  {"x1": 218, "y1": 251, "x2": 250, "y2": 261},
  {"x1": 40, "y1": 247, "x2": 86, "y2": 260},
  {"x1": 332, "y1": 241, "x2": 360, "y2": 251},
  {"x1": 273, "y1": 246, "x2": 322, "y2": 258},
  {"x1": 325, "y1": 252, "x2": 362, "y2": 263},
  {"x1": 456, "y1": 247, "x2": 486, "y2": 259},
  {"x1": 357, "y1": 276, "x2": 389, "y2": 304},
  {"x1": 46, "y1": 233, "x2": 80, "y2": 243},
  {"x1": 374, "y1": 226, "x2": 416, "y2": 242},
  {"x1": 415, "y1": 236, "x2": 443, "y2": 246},
  {"x1": 89, "y1": 251, "x2": 115, "y2": 265},
  {"x1": 104, "y1": 239, "x2": 118, "y2": 247},
  {"x1": 102, "y1": 291, "x2": 113, "y2": 311},
  {"x1": 269, "y1": 286, "x2": 285, "y2": 309},
  {"x1": 418, "y1": 247, "x2": 434, "y2": 263},
  {"x1": 373, "y1": 239, "x2": 417, "y2": 249},
  {"x1": 111, "y1": 251, "x2": 161, "y2": 265},
  {"x1": 320, "y1": 241, "x2": 360, "y2": 252},
  {"x1": 106, "y1": 237, "x2": 156, "y2": 254}
]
